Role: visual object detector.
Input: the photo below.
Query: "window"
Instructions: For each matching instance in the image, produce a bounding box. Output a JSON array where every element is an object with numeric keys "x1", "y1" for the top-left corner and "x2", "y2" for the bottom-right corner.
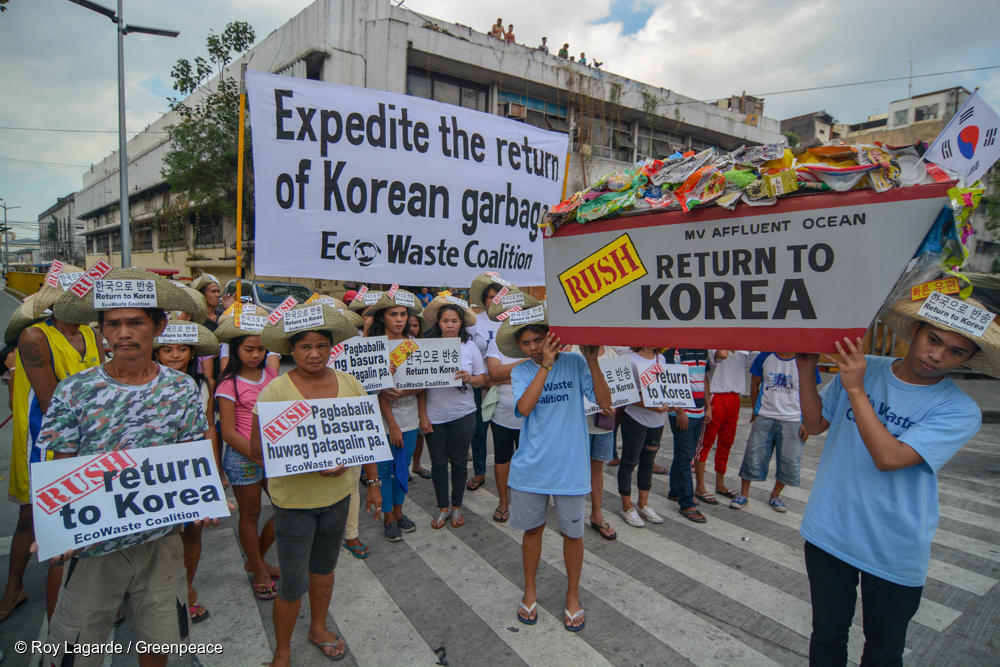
[
  {"x1": 637, "y1": 125, "x2": 684, "y2": 159},
  {"x1": 192, "y1": 213, "x2": 224, "y2": 247},
  {"x1": 110, "y1": 231, "x2": 121, "y2": 252},
  {"x1": 893, "y1": 109, "x2": 909, "y2": 126},
  {"x1": 132, "y1": 223, "x2": 152, "y2": 251},
  {"x1": 914, "y1": 103, "x2": 939, "y2": 122},
  {"x1": 406, "y1": 69, "x2": 488, "y2": 112},
  {"x1": 577, "y1": 116, "x2": 632, "y2": 162}
]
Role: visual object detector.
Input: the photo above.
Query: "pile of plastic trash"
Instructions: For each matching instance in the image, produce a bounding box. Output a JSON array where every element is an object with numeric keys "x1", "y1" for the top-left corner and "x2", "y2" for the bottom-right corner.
[{"x1": 541, "y1": 142, "x2": 949, "y2": 236}]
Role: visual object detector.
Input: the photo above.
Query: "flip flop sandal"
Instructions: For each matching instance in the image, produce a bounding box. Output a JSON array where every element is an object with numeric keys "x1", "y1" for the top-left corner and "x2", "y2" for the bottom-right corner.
[
  {"x1": 414, "y1": 468, "x2": 432, "y2": 479},
  {"x1": 517, "y1": 601, "x2": 538, "y2": 625},
  {"x1": 564, "y1": 608, "x2": 586, "y2": 632},
  {"x1": 493, "y1": 507, "x2": 510, "y2": 523},
  {"x1": 695, "y1": 493, "x2": 719, "y2": 505},
  {"x1": 716, "y1": 489, "x2": 737, "y2": 499},
  {"x1": 189, "y1": 602, "x2": 210, "y2": 623},
  {"x1": 652, "y1": 465, "x2": 669, "y2": 475},
  {"x1": 590, "y1": 521, "x2": 617, "y2": 540},
  {"x1": 308, "y1": 636, "x2": 347, "y2": 661},
  {"x1": 431, "y1": 509, "x2": 451, "y2": 529},
  {"x1": 466, "y1": 477, "x2": 485, "y2": 491},
  {"x1": 680, "y1": 507, "x2": 707, "y2": 523},
  {"x1": 251, "y1": 580, "x2": 277, "y2": 600},
  {"x1": 451, "y1": 508, "x2": 465, "y2": 527},
  {"x1": 343, "y1": 541, "x2": 370, "y2": 559}
]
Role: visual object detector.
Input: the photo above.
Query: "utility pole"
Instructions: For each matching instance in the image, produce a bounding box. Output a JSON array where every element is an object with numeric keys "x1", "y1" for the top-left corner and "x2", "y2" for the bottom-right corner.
[{"x1": 0, "y1": 198, "x2": 21, "y2": 278}]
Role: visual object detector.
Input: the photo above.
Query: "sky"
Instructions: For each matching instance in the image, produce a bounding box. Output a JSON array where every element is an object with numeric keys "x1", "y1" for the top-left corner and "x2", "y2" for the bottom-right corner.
[{"x1": 2, "y1": 0, "x2": 999, "y2": 232}]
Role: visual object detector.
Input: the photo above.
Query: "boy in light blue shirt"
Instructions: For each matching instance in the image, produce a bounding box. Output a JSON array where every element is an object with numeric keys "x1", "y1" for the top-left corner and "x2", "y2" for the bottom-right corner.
[{"x1": 796, "y1": 293, "x2": 996, "y2": 666}]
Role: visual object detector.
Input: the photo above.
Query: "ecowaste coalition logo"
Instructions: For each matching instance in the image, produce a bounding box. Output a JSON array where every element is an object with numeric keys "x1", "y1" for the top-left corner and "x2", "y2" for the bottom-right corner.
[{"x1": 321, "y1": 231, "x2": 382, "y2": 267}]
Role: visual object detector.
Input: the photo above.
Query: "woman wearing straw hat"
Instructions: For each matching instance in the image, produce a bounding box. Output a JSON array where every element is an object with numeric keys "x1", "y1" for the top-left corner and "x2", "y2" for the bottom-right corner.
[
  {"x1": 153, "y1": 320, "x2": 220, "y2": 624},
  {"x1": 366, "y1": 289, "x2": 425, "y2": 541},
  {"x1": 190, "y1": 273, "x2": 221, "y2": 331},
  {"x1": 1, "y1": 268, "x2": 104, "y2": 622},
  {"x1": 419, "y1": 295, "x2": 488, "y2": 529},
  {"x1": 796, "y1": 292, "x2": 996, "y2": 665},
  {"x1": 467, "y1": 273, "x2": 508, "y2": 491},
  {"x1": 250, "y1": 304, "x2": 381, "y2": 664}
]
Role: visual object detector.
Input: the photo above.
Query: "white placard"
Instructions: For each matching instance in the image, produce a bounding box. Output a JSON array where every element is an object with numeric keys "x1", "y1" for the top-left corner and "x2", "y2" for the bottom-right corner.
[
  {"x1": 93, "y1": 279, "x2": 157, "y2": 309},
  {"x1": 362, "y1": 291, "x2": 382, "y2": 305},
  {"x1": 157, "y1": 323, "x2": 199, "y2": 344},
  {"x1": 444, "y1": 295, "x2": 470, "y2": 310},
  {"x1": 282, "y1": 304, "x2": 325, "y2": 332},
  {"x1": 917, "y1": 291, "x2": 996, "y2": 339},
  {"x1": 327, "y1": 335, "x2": 394, "y2": 391},
  {"x1": 500, "y1": 291, "x2": 526, "y2": 308},
  {"x1": 583, "y1": 356, "x2": 641, "y2": 416},
  {"x1": 246, "y1": 70, "x2": 566, "y2": 287},
  {"x1": 508, "y1": 305, "x2": 545, "y2": 326},
  {"x1": 57, "y1": 272, "x2": 84, "y2": 290},
  {"x1": 257, "y1": 396, "x2": 392, "y2": 478},
  {"x1": 390, "y1": 338, "x2": 463, "y2": 389},
  {"x1": 236, "y1": 314, "x2": 267, "y2": 332},
  {"x1": 634, "y1": 358, "x2": 695, "y2": 408},
  {"x1": 393, "y1": 291, "x2": 416, "y2": 308},
  {"x1": 30, "y1": 440, "x2": 228, "y2": 562}
]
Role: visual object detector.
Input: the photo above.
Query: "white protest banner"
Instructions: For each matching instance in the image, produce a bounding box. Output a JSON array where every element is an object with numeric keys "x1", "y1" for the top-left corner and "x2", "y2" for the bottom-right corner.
[
  {"x1": 93, "y1": 279, "x2": 157, "y2": 309},
  {"x1": 57, "y1": 272, "x2": 83, "y2": 290},
  {"x1": 257, "y1": 397, "x2": 391, "y2": 478},
  {"x1": 544, "y1": 184, "x2": 953, "y2": 353},
  {"x1": 583, "y1": 356, "x2": 640, "y2": 416},
  {"x1": 390, "y1": 338, "x2": 462, "y2": 389},
  {"x1": 44, "y1": 261, "x2": 64, "y2": 288},
  {"x1": 157, "y1": 323, "x2": 199, "y2": 344},
  {"x1": 327, "y1": 335, "x2": 393, "y2": 391},
  {"x1": 30, "y1": 440, "x2": 228, "y2": 562},
  {"x1": 634, "y1": 358, "x2": 695, "y2": 408},
  {"x1": 246, "y1": 70, "x2": 567, "y2": 287},
  {"x1": 917, "y1": 291, "x2": 996, "y2": 338}
]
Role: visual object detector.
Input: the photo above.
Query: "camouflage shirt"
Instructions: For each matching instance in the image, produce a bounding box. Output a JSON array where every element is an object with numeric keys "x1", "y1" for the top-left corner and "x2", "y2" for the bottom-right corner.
[{"x1": 37, "y1": 364, "x2": 208, "y2": 557}]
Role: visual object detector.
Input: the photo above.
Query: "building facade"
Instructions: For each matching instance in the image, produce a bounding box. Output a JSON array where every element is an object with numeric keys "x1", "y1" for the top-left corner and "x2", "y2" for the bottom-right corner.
[{"x1": 36, "y1": 193, "x2": 86, "y2": 265}]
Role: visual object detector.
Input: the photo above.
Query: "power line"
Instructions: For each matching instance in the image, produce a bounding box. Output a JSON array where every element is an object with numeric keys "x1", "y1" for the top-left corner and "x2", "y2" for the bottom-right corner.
[
  {"x1": 0, "y1": 126, "x2": 168, "y2": 135},
  {"x1": 0, "y1": 156, "x2": 91, "y2": 169}
]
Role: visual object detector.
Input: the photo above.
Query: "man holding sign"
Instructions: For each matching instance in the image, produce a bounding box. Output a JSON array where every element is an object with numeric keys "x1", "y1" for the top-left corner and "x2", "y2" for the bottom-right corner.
[
  {"x1": 35, "y1": 269, "x2": 214, "y2": 667},
  {"x1": 796, "y1": 292, "x2": 997, "y2": 665}
]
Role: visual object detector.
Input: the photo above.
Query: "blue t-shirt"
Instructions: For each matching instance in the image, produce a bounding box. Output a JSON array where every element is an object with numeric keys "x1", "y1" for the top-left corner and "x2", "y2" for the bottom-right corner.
[
  {"x1": 509, "y1": 352, "x2": 595, "y2": 495},
  {"x1": 800, "y1": 356, "x2": 981, "y2": 586}
]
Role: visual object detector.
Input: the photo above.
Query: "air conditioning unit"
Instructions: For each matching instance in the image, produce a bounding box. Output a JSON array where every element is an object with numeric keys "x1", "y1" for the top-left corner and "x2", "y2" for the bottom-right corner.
[{"x1": 500, "y1": 102, "x2": 527, "y2": 119}]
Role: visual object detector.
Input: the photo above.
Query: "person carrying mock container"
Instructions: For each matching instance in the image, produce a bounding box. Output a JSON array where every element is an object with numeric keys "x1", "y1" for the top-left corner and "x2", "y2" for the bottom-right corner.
[
  {"x1": 796, "y1": 292, "x2": 995, "y2": 666},
  {"x1": 729, "y1": 351, "x2": 816, "y2": 512},
  {"x1": 663, "y1": 347, "x2": 712, "y2": 523},
  {"x1": 694, "y1": 350, "x2": 753, "y2": 503},
  {"x1": 36, "y1": 268, "x2": 213, "y2": 667},
  {"x1": 497, "y1": 305, "x2": 611, "y2": 632}
]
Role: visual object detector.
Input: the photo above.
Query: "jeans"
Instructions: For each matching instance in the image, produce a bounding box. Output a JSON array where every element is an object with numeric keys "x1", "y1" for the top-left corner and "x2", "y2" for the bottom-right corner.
[
  {"x1": 470, "y1": 388, "x2": 489, "y2": 477},
  {"x1": 425, "y1": 413, "x2": 477, "y2": 508},
  {"x1": 739, "y1": 416, "x2": 803, "y2": 485},
  {"x1": 804, "y1": 541, "x2": 922, "y2": 667},
  {"x1": 617, "y1": 412, "x2": 662, "y2": 496},
  {"x1": 376, "y1": 429, "x2": 418, "y2": 514},
  {"x1": 668, "y1": 415, "x2": 703, "y2": 510}
]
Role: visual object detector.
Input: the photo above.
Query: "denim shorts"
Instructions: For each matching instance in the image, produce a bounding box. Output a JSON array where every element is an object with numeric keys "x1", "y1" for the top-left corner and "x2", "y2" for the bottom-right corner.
[
  {"x1": 589, "y1": 431, "x2": 615, "y2": 462},
  {"x1": 738, "y1": 416, "x2": 804, "y2": 486},
  {"x1": 222, "y1": 445, "x2": 263, "y2": 486},
  {"x1": 509, "y1": 488, "x2": 586, "y2": 538}
]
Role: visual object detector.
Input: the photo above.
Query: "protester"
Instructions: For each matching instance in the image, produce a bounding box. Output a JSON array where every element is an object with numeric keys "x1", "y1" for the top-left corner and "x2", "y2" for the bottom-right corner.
[
  {"x1": 558, "y1": 43, "x2": 570, "y2": 58},
  {"x1": 417, "y1": 287, "x2": 434, "y2": 308},
  {"x1": 252, "y1": 304, "x2": 382, "y2": 665},
  {"x1": 694, "y1": 350, "x2": 752, "y2": 503},
  {"x1": 408, "y1": 313, "x2": 433, "y2": 479},
  {"x1": 37, "y1": 268, "x2": 209, "y2": 666},
  {"x1": 190, "y1": 274, "x2": 221, "y2": 331},
  {"x1": 730, "y1": 352, "x2": 815, "y2": 511},
  {"x1": 1, "y1": 273, "x2": 103, "y2": 622},
  {"x1": 420, "y1": 296, "x2": 487, "y2": 529},
  {"x1": 217, "y1": 304, "x2": 281, "y2": 376},
  {"x1": 618, "y1": 347, "x2": 667, "y2": 528},
  {"x1": 153, "y1": 320, "x2": 221, "y2": 623},
  {"x1": 215, "y1": 315, "x2": 280, "y2": 598},
  {"x1": 537, "y1": 36, "x2": 548, "y2": 52},
  {"x1": 497, "y1": 306, "x2": 611, "y2": 631},
  {"x1": 490, "y1": 18, "x2": 505, "y2": 39},
  {"x1": 664, "y1": 347, "x2": 712, "y2": 523},
  {"x1": 367, "y1": 290, "x2": 425, "y2": 541},
  {"x1": 467, "y1": 273, "x2": 506, "y2": 492},
  {"x1": 505, "y1": 24, "x2": 516, "y2": 43}
]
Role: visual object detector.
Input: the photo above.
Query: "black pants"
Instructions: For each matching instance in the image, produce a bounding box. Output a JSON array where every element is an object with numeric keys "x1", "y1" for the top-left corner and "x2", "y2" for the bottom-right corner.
[
  {"x1": 804, "y1": 541, "x2": 922, "y2": 667},
  {"x1": 617, "y1": 412, "x2": 662, "y2": 496},
  {"x1": 491, "y1": 422, "x2": 520, "y2": 464},
  {"x1": 425, "y1": 412, "x2": 476, "y2": 508}
]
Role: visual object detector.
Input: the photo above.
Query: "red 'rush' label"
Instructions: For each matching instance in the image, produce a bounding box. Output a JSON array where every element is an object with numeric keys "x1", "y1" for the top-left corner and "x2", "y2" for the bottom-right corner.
[
  {"x1": 262, "y1": 401, "x2": 311, "y2": 443},
  {"x1": 639, "y1": 363, "x2": 664, "y2": 387},
  {"x1": 34, "y1": 449, "x2": 137, "y2": 515},
  {"x1": 386, "y1": 283, "x2": 399, "y2": 299},
  {"x1": 45, "y1": 261, "x2": 64, "y2": 287},
  {"x1": 267, "y1": 296, "x2": 299, "y2": 324},
  {"x1": 355, "y1": 285, "x2": 368, "y2": 300},
  {"x1": 69, "y1": 259, "x2": 113, "y2": 297},
  {"x1": 491, "y1": 286, "x2": 509, "y2": 304},
  {"x1": 326, "y1": 344, "x2": 345, "y2": 367},
  {"x1": 496, "y1": 306, "x2": 522, "y2": 321}
]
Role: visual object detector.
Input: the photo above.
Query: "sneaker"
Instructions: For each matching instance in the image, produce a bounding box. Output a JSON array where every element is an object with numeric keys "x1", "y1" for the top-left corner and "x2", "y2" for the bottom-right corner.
[
  {"x1": 637, "y1": 505, "x2": 663, "y2": 524},
  {"x1": 729, "y1": 494, "x2": 748, "y2": 509},
  {"x1": 768, "y1": 496, "x2": 787, "y2": 513},
  {"x1": 397, "y1": 514, "x2": 416, "y2": 532},
  {"x1": 621, "y1": 507, "x2": 645, "y2": 527},
  {"x1": 383, "y1": 521, "x2": 402, "y2": 542}
]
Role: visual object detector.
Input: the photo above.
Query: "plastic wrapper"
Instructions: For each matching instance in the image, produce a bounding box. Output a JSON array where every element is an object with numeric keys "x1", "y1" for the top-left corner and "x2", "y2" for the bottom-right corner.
[
  {"x1": 728, "y1": 143, "x2": 785, "y2": 165},
  {"x1": 649, "y1": 148, "x2": 715, "y2": 186},
  {"x1": 674, "y1": 165, "x2": 726, "y2": 212},
  {"x1": 576, "y1": 188, "x2": 637, "y2": 222}
]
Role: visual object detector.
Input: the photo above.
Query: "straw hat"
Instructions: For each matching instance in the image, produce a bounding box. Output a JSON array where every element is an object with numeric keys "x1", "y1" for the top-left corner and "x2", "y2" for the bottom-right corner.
[
  {"x1": 152, "y1": 320, "x2": 220, "y2": 357},
  {"x1": 334, "y1": 307, "x2": 364, "y2": 331},
  {"x1": 363, "y1": 289, "x2": 423, "y2": 317},
  {"x1": 214, "y1": 309, "x2": 268, "y2": 343},
  {"x1": 469, "y1": 272, "x2": 515, "y2": 309},
  {"x1": 495, "y1": 304, "x2": 549, "y2": 358},
  {"x1": 180, "y1": 286, "x2": 209, "y2": 323},
  {"x1": 349, "y1": 290, "x2": 381, "y2": 313},
  {"x1": 422, "y1": 295, "x2": 477, "y2": 329},
  {"x1": 261, "y1": 303, "x2": 359, "y2": 355},
  {"x1": 880, "y1": 295, "x2": 1000, "y2": 378},
  {"x1": 310, "y1": 295, "x2": 350, "y2": 310},
  {"x1": 4, "y1": 297, "x2": 47, "y2": 346},
  {"x1": 486, "y1": 290, "x2": 542, "y2": 322},
  {"x1": 27, "y1": 263, "x2": 84, "y2": 317},
  {"x1": 53, "y1": 268, "x2": 199, "y2": 324},
  {"x1": 189, "y1": 273, "x2": 219, "y2": 293}
]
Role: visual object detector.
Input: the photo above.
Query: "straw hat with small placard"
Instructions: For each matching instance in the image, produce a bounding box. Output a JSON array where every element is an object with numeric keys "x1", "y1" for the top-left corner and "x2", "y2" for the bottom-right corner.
[
  {"x1": 214, "y1": 306, "x2": 268, "y2": 343},
  {"x1": 180, "y1": 286, "x2": 209, "y2": 323},
  {"x1": 423, "y1": 295, "x2": 477, "y2": 328},
  {"x1": 4, "y1": 263, "x2": 86, "y2": 343},
  {"x1": 53, "y1": 267, "x2": 198, "y2": 324},
  {"x1": 469, "y1": 272, "x2": 514, "y2": 309},
  {"x1": 495, "y1": 304, "x2": 549, "y2": 359},
  {"x1": 262, "y1": 303, "x2": 359, "y2": 355},
  {"x1": 190, "y1": 273, "x2": 219, "y2": 293},
  {"x1": 880, "y1": 293, "x2": 1000, "y2": 378},
  {"x1": 152, "y1": 320, "x2": 220, "y2": 357},
  {"x1": 349, "y1": 290, "x2": 382, "y2": 313},
  {"x1": 487, "y1": 290, "x2": 542, "y2": 322},
  {"x1": 363, "y1": 289, "x2": 423, "y2": 317}
]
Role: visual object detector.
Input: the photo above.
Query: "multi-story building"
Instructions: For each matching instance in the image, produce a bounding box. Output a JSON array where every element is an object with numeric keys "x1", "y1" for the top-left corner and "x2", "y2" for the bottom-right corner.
[
  {"x1": 75, "y1": 0, "x2": 783, "y2": 287},
  {"x1": 36, "y1": 193, "x2": 85, "y2": 265}
]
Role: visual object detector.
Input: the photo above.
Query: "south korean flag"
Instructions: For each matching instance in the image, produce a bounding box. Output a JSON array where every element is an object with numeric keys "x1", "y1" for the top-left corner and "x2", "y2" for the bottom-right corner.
[{"x1": 924, "y1": 90, "x2": 1000, "y2": 185}]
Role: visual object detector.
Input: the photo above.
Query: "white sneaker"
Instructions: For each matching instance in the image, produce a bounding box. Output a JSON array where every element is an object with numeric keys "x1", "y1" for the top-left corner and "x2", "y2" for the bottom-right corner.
[
  {"x1": 637, "y1": 505, "x2": 663, "y2": 524},
  {"x1": 621, "y1": 507, "x2": 645, "y2": 527}
]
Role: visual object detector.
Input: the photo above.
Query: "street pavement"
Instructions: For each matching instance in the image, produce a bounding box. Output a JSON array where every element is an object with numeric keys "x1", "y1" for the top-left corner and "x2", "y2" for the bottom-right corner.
[{"x1": 0, "y1": 288, "x2": 998, "y2": 666}]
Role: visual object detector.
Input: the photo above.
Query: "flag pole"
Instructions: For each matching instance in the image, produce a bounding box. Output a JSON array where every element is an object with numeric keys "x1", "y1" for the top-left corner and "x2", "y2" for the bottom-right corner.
[{"x1": 235, "y1": 63, "x2": 247, "y2": 319}]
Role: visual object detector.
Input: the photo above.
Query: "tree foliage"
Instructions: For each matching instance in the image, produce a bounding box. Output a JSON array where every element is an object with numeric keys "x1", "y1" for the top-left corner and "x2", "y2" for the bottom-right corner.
[
  {"x1": 781, "y1": 131, "x2": 799, "y2": 148},
  {"x1": 161, "y1": 21, "x2": 255, "y2": 259}
]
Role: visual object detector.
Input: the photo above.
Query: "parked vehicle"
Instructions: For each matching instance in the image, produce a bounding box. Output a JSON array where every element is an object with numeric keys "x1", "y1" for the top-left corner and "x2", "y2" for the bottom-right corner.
[{"x1": 222, "y1": 279, "x2": 313, "y2": 313}]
